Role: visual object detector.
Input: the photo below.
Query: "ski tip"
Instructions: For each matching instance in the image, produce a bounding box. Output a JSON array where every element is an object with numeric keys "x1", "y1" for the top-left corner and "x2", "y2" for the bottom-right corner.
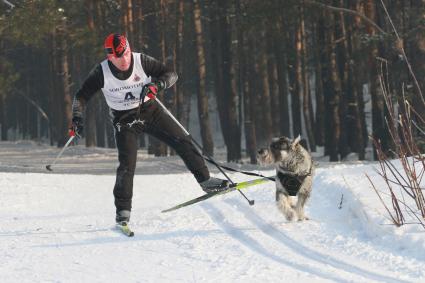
[{"x1": 46, "y1": 165, "x2": 52, "y2": 171}]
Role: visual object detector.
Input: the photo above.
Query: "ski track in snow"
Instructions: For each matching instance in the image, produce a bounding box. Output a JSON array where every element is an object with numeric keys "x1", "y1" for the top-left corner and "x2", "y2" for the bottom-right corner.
[
  {"x1": 201, "y1": 202, "x2": 352, "y2": 282},
  {"x1": 222, "y1": 199, "x2": 407, "y2": 283},
  {"x1": 1, "y1": 142, "x2": 425, "y2": 282}
]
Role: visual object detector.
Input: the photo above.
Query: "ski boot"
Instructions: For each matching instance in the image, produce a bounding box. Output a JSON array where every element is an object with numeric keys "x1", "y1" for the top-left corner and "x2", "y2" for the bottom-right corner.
[
  {"x1": 199, "y1": 177, "x2": 230, "y2": 193},
  {"x1": 116, "y1": 210, "x2": 131, "y2": 224}
]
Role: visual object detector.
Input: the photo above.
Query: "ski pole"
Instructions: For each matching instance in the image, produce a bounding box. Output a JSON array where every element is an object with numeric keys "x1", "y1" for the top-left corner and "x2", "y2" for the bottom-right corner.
[
  {"x1": 46, "y1": 131, "x2": 76, "y2": 171},
  {"x1": 147, "y1": 93, "x2": 255, "y2": 206}
]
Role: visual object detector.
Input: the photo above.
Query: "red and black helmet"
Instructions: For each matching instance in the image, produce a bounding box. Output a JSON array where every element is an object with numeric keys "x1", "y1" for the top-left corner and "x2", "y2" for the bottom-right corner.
[{"x1": 104, "y1": 33, "x2": 129, "y2": 58}]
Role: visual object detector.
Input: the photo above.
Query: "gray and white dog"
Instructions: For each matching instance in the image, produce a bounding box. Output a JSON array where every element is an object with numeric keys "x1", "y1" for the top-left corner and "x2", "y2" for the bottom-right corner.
[{"x1": 257, "y1": 136, "x2": 314, "y2": 221}]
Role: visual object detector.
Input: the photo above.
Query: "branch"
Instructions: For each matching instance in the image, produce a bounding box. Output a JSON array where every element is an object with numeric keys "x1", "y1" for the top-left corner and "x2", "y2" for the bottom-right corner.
[
  {"x1": 2, "y1": 0, "x2": 15, "y2": 9},
  {"x1": 304, "y1": 0, "x2": 386, "y2": 35},
  {"x1": 411, "y1": 120, "x2": 425, "y2": 136},
  {"x1": 366, "y1": 174, "x2": 402, "y2": 226},
  {"x1": 14, "y1": 89, "x2": 50, "y2": 123},
  {"x1": 379, "y1": 0, "x2": 425, "y2": 104}
]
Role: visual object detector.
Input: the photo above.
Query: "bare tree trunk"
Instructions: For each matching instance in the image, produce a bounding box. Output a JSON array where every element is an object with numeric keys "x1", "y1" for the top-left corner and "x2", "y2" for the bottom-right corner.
[
  {"x1": 320, "y1": 9, "x2": 341, "y2": 161},
  {"x1": 352, "y1": 69, "x2": 366, "y2": 159},
  {"x1": 227, "y1": 43, "x2": 242, "y2": 162},
  {"x1": 93, "y1": 0, "x2": 113, "y2": 148},
  {"x1": 49, "y1": 33, "x2": 59, "y2": 144},
  {"x1": 274, "y1": 16, "x2": 290, "y2": 137},
  {"x1": 337, "y1": 1, "x2": 350, "y2": 159},
  {"x1": 255, "y1": 28, "x2": 273, "y2": 146},
  {"x1": 47, "y1": 34, "x2": 58, "y2": 145},
  {"x1": 132, "y1": 0, "x2": 146, "y2": 148},
  {"x1": 408, "y1": 0, "x2": 425, "y2": 126},
  {"x1": 244, "y1": 78, "x2": 257, "y2": 163},
  {"x1": 365, "y1": 0, "x2": 386, "y2": 159},
  {"x1": 0, "y1": 37, "x2": 6, "y2": 140},
  {"x1": 84, "y1": 0, "x2": 97, "y2": 147},
  {"x1": 180, "y1": 1, "x2": 195, "y2": 130},
  {"x1": 127, "y1": 0, "x2": 134, "y2": 41},
  {"x1": 328, "y1": 12, "x2": 342, "y2": 161},
  {"x1": 159, "y1": 0, "x2": 167, "y2": 68},
  {"x1": 58, "y1": 19, "x2": 73, "y2": 146},
  {"x1": 61, "y1": 52, "x2": 72, "y2": 144},
  {"x1": 350, "y1": 1, "x2": 367, "y2": 160},
  {"x1": 193, "y1": 0, "x2": 214, "y2": 155},
  {"x1": 293, "y1": 20, "x2": 304, "y2": 139},
  {"x1": 266, "y1": 33, "x2": 281, "y2": 137},
  {"x1": 299, "y1": 5, "x2": 315, "y2": 151},
  {"x1": 245, "y1": 39, "x2": 258, "y2": 164},
  {"x1": 121, "y1": 0, "x2": 133, "y2": 39},
  {"x1": 0, "y1": 97, "x2": 5, "y2": 140},
  {"x1": 144, "y1": 1, "x2": 167, "y2": 156},
  {"x1": 211, "y1": 0, "x2": 241, "y2": 162},
  {"x1": 154, "y1": 0, "x2": 168, "y2": 156},
  {"x1": 235, "y1": 0, "x2": 244, "y2": 160},
  {"x1": 313, "y1": 20, "x2": 325, "y2": 147},
  {"x1": 135, "y1": 0, "x2": 143, "y2": 49},
  {"x1": 27, "y1": 50, "x2": 38, "y2": 140},
  {"x1": 175, "y1": 0, "x2": 185, "y2": 125},
  {"x1": 235, "y1": 0, "x2": 256, "y2": 163}
]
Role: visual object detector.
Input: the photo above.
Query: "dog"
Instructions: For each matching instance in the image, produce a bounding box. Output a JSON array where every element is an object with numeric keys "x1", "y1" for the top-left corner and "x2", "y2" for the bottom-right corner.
[{"x1": 257, "y1": 136, "x2": 314, "y2": 221}]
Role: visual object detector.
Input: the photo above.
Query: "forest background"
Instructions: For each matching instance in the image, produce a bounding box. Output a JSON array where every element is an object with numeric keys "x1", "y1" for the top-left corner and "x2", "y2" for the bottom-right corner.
[{"x1": 1, "y1": 0, "x2": 424, "y2": 163}]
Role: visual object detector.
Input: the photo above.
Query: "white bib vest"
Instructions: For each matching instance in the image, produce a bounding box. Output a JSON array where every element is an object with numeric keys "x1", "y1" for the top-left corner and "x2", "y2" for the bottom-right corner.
[{"x1": 100, "y1": 52, "x2": 152, "y2": 111}]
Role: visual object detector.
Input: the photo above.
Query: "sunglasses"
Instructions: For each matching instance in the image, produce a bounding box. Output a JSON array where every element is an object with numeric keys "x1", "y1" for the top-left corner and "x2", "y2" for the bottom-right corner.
[
  {"x1": 105, "y1": 41, "x2": 128, "y2": 58},
  {"x1": 105, "y1": 47, "x2": 114, "y2": 55}
]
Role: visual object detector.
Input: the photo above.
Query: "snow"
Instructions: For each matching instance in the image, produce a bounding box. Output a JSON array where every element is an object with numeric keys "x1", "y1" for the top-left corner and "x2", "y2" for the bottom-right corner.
[{"x1": 0, "y1": 141, "x2": 425, "y2": 282}]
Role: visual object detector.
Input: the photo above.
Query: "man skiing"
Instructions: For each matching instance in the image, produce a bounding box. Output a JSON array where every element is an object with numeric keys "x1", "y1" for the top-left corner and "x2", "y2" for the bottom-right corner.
[{"x1": 71, "y1": 33, "x2": 229, "y2": 225}]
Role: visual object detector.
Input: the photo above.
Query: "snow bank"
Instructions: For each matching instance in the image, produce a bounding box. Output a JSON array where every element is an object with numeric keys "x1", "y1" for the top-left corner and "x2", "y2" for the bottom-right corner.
[{"x1": 1, "y1": 142, "x2": 424, "y2": 282}]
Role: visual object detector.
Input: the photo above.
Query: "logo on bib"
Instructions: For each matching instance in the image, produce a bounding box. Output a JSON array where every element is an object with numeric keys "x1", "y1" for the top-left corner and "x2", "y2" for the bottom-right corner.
[
  {"x1": 124, "y1": 92, "x2": 136, "y2": 101},
  {"x1": 134, "y1": 74, "x2": 141, "y2": 82}
]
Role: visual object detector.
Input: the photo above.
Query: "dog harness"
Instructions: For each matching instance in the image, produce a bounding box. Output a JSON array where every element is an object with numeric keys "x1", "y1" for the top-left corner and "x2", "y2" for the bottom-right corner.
[{"x1": 277, "y1": 166, "x2": 312, "y2": 196}]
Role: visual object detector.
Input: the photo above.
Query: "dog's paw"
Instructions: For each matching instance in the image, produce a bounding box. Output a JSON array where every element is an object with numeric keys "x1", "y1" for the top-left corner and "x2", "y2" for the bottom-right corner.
[
  {"x1": 285, "y1": 210, "x2": 296, "y2": 221},
  {"x1": 297, "y1": 215, "x2": 309, "y2": 221}
]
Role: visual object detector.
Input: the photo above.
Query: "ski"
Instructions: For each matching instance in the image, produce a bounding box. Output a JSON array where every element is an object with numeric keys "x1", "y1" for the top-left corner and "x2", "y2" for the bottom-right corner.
[
  {"x1": 162, "y1": 177, "x2": 272, "y2": 213},
  {"x1": 116, "y1": 222, "x2": 134, "y2": 237}
]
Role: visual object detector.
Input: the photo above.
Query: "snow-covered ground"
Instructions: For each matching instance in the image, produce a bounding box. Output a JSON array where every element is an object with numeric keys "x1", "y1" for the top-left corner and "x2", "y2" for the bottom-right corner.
[{"x1": 0, "y1": 141, "x2": 424, "y2": 282}]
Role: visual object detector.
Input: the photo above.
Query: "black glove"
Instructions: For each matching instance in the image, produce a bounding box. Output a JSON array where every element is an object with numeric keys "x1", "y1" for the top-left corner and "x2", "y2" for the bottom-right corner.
[
  {"x1": 70, "y1": 116, "x2": 83, "y2": 138},
  {"x1": 141, "y1": 81, "x2": 165, "y2": 100}
]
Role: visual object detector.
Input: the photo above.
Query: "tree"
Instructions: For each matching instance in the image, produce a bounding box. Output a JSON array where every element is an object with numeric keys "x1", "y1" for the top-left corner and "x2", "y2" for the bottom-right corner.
[
  {"x1": 192, "y1": 0, "x2": 214, "y2": 155},
  {"x1": 210, "y1": 0, "x2": 242, "y2": 162},
  {"x1": 2, "y1": 0, "x2": 423, "y2": 164}
]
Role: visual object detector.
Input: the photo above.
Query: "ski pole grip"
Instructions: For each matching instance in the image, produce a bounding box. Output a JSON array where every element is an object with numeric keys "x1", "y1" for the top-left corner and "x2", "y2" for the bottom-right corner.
[{"x1": 147, "y1": 93, "x2": 156, "y2": 100}]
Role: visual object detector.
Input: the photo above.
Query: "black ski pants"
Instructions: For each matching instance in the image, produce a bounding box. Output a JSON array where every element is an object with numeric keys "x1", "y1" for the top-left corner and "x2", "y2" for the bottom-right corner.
[{"x1": 112, "y1": 100, "x2": 209, "y2": 213}]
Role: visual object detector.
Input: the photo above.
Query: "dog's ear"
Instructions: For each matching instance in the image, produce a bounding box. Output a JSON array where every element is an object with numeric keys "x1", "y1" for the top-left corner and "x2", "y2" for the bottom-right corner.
[{"x1": 291, "y1": 135, "x2": 301, "y2": 150}]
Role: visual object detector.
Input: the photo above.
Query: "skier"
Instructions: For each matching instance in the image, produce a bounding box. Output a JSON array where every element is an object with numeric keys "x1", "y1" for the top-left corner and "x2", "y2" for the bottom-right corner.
[{"x1": 71, "y1": 33, "x2": 229, "y2": 225}]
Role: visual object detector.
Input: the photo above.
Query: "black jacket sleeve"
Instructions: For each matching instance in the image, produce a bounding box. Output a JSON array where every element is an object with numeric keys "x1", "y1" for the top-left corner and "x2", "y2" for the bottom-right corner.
[
  {"x1": 140, "y1": 53, "x2": 178, "y2": 89},
  {"x1": 71, "y1": 64, "x2": 104, "y2": 118}
]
